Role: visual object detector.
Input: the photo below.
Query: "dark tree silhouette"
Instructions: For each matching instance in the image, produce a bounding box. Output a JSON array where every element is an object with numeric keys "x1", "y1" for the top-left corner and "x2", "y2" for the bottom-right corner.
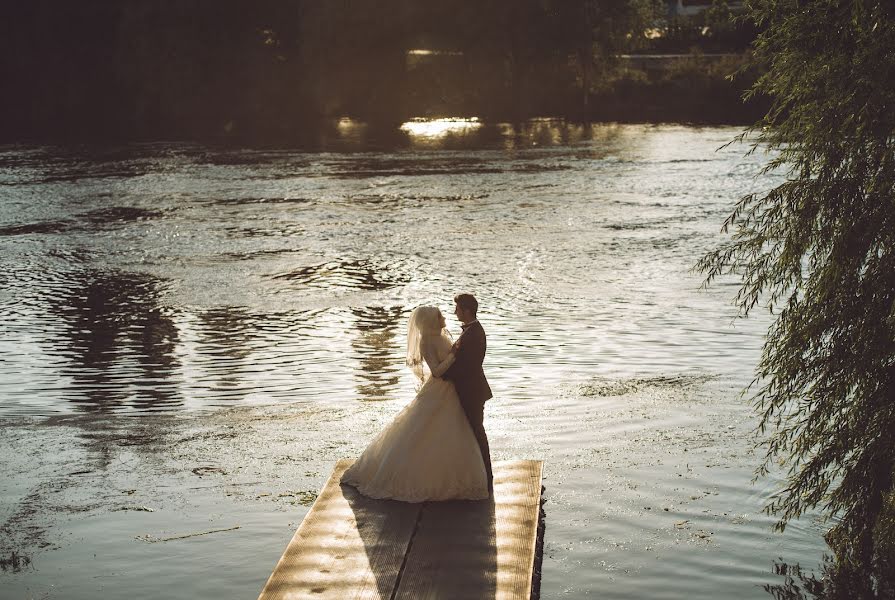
[{"x1": 699, "y1": 1, "x2": 895, "y2": 597}]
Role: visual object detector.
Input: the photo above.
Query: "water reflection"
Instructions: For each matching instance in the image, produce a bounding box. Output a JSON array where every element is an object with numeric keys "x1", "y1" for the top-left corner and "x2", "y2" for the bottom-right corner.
[
  {"x1": 323, "y1": 118, "x2": 413, "y2": 152},
  {"x1": 80, "y1": 206, "x2": 164, "y2": 225},
  {"x1": 0, "y1": 145, "x2": 168, "y2": 186},
  {"x1": 323, "y1": 117, "x2": 616, "y2": 152},
  {"x1": 194, "y1": 307, "x2": 258, "y2": 402},
  {"x1": 350, "y1": 306, "x2": 405, "y2": 401},
  {"x1": 764, "y1": 561, "x2": 826, "y2": 600},
  {"x1": 272, "y1": 259, "x2": 410, "y2": 292},
  {"x1": 196, "y1": 308, "x2": 255, "y2": 362},
  {"x1": 51, "y1": 269, "x2": 180, "y2": 413},
  {"x1": 130, "y1": 307, "x2": 180, "y2": 411},
  {"x1": 0, "y1": 118, "x2": 626, "y2": 164},
  {"x1": 0, "y1": 221, "x2": 72, "y2": 236},
  {"x1": 763, "y1": 558, "x2": 894, "y2": 600},
  {"x1": 399, "y1": 117, "x2": 483, "y2": 138}
]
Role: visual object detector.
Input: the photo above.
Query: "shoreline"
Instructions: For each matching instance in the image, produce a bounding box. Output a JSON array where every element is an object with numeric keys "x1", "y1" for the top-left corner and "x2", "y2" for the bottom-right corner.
[{"x1": 0, "y1": 116, "x2": 759, "y2": 149}]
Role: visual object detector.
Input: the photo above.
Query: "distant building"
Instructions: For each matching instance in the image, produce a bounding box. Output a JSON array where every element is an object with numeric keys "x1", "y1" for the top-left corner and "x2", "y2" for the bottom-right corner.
[{"x1": 667, "y1": 0, "x2": 744, "y2": 17}]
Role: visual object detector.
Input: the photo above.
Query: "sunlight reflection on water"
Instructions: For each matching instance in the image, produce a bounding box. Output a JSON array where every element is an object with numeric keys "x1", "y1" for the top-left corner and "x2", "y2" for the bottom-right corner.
[{"x1": 399, "y1": 117, "x2": 483, "y2": 138}]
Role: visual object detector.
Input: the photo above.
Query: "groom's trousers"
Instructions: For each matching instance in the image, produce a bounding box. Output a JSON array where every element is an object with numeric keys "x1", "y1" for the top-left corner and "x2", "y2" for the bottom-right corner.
[{"x1": 461, "y1": 400, "x2": 492, "y2": 487}]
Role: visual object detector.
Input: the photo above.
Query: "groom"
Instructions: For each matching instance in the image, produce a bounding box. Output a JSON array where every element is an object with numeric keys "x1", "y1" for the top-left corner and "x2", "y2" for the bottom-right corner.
[{"x1": 443, "y1": 293, "x2": 493, "y2": 491}]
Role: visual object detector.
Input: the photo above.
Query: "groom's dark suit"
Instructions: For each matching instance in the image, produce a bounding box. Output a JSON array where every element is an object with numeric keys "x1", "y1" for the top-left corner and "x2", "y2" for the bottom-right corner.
[{"x1": 443, "y1": 320, "x2": 493, "y2": 485}]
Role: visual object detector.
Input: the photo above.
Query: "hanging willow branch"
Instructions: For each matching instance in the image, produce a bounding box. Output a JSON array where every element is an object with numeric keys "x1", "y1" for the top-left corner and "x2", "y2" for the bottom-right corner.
[{"x1": 697, "y1": 0, "x2": 895, "y2": 587}]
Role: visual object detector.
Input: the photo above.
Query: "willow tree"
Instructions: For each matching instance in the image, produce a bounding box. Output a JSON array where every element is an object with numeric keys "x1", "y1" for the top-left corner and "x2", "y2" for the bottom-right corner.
[{"x1": 698, "y1": 1, "x2": 895, "y2": 596}]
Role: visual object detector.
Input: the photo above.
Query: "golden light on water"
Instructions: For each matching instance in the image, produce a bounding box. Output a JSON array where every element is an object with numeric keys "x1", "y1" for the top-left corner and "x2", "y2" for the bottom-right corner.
[
  {"x1": 399, "y1": 118, "x2": 483, "y2": 139},
  {"x1": 407, "y1": 49, "x2": 463, "y2": 56},
  {"x1": 336, "y1": 117, "x2": 364, "y2": 133}
]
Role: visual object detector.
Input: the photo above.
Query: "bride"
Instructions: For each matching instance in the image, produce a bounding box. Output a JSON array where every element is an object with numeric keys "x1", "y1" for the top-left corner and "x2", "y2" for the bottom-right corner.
[{"x1": 340, "y1": 306, "x2": 489, "y2": 502}]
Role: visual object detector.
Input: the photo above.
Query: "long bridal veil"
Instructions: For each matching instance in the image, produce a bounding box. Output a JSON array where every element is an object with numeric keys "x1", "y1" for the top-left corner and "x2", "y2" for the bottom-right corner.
[{"x1": 405, "y1": 305, "x2": 453, "y2": 382}]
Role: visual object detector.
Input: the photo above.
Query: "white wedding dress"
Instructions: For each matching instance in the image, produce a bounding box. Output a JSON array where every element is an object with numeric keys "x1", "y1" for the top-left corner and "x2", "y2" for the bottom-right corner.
[{"x1": 341, "y1": 329, "x2": 489, "y2": 502}]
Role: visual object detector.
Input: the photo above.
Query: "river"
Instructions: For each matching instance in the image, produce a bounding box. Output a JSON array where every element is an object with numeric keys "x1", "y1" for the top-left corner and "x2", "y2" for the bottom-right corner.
[{"x1": 0, "y1": 121, "x2": 826, "y2": 599}]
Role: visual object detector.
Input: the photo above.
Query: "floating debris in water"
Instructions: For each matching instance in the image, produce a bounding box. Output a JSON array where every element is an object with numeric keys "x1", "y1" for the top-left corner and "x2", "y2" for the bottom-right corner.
[
  {"x1": 0, "y1": 550, "x2": 32, "y2": 572},
  {"x1": 191, "y1": 466, "x2": 227, "y2": 477},
  {"x1": 295, "y1": 491, "x2": 318, "y2": 506},
  {"x1": 576, "y1": 374, "x2": 718, "y2": 397},
  {"x1": 270, "y1": 490, "x2": 318, "y2": 506},
  {"x1": 135, "y1": 525, "x2": 241, "y2": 543}
]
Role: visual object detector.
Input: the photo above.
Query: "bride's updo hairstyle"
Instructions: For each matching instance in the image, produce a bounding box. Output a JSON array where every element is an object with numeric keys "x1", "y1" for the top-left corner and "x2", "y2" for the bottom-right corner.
[{"x1": 406, "y1": 306, "x2": 448, "y2": 381}]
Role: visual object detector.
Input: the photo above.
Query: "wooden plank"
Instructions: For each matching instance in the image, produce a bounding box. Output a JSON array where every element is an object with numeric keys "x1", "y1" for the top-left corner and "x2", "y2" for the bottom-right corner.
[
  {"x1": 258, "y1": 459, "x2": 545, "y2": 600},
  {"x1": 257, "y1": 459, "x2": 422, "y2": 600},
  {"x1": 393, "y1": 460, "x2": 545, "y2": 600}
]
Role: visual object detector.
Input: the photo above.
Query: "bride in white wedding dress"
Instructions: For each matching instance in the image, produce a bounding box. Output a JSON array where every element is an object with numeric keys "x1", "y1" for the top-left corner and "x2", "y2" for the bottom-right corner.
[{"x1": 340, "y1": 306, "x2": 489, "y2": 502}]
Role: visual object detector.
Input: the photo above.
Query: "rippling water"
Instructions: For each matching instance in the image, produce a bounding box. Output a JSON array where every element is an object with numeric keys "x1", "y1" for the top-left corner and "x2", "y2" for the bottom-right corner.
[{"x1": 0, "y1": 122, "x2": 826, "y2": 599}]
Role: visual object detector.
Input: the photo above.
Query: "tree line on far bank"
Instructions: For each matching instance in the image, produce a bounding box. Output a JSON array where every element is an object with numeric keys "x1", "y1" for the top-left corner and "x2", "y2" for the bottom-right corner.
[{"x1": 0, "y1": 0, "x2": 761, "y2": 143}]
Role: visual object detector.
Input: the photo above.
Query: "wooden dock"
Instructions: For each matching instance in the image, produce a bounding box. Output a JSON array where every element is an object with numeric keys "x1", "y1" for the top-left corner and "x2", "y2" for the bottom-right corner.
[{"x1": 258, "y1": 459, "x2": 544, "y2": 600}]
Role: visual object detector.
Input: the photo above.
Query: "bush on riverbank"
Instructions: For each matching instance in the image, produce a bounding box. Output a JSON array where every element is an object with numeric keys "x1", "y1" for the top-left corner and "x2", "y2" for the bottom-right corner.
[
  {"x1": 587, "y1": 52, "x2": 768, "y2": 124},
  {"x1": 646, "y1": 1, "x2": 760, "y2": 54}
]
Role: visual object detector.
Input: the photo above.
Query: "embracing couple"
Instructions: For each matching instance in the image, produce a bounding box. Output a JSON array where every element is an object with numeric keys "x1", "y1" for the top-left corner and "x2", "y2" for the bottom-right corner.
[{"x1": 341, "y1": 293, "x2": 493, "y2": 502}]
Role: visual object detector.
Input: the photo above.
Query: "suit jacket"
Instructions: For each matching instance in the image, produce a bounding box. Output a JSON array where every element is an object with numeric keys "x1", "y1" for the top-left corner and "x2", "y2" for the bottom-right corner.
[{"x1": 443, "y1": 320, "x2": 492, "y2": 407}]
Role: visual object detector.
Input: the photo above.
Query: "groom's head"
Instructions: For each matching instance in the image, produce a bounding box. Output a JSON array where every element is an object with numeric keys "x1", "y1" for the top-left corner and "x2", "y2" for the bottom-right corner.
[{"x1": 454, "y1": 293, "x2": 478, "y2": 323}]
